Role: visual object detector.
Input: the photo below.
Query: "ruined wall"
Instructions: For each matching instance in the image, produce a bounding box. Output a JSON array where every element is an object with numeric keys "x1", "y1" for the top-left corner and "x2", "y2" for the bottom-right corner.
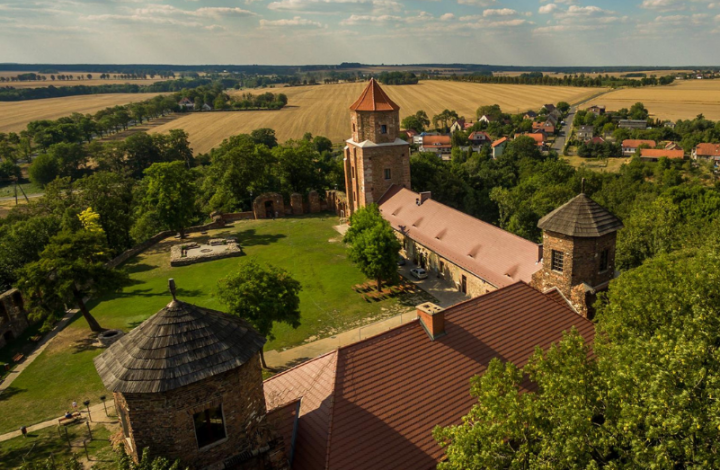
[
  {"x1": 253, "y1": 193, "x2": 285, "y2": 220},
  {"x1": 0, "y1": 289, "x2": 28, "y2": 349},
  {"x1": 117, "y1": 354, "x2": 287, "y2": 470}
]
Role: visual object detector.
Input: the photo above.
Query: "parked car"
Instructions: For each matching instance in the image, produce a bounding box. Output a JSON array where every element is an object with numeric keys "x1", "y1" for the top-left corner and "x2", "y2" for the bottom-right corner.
[
  {"x1": 398, "y1": 257, "x2": 406, "y2": 266},
  {"x1": 410, "y1": 268, "x2": 428, "y2": 279}
]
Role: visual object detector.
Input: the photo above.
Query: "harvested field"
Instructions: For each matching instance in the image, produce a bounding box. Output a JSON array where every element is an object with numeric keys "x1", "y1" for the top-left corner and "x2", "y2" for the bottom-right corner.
[
  {"x1": 0, "y1": 93, "x2": 166, "y2": 133},
  {"x1": 583, "y1": 80, "x2": 720, "y2": 121},
  {"x1": 151, "y1": 81, "x2": 603, "y2": 154},
  {"x1": 5, "y1": 78, "x2": 167, "y2": 89}
]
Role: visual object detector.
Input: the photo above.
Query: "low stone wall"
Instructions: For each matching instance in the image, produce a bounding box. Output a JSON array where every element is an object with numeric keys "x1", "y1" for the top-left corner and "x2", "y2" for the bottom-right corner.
[
  {"x1": 222, "y1": 212, "x2": 255, "y2": 222},
  {"x1": 170, "y1": 242, "x2": 243, "y2": 267}
]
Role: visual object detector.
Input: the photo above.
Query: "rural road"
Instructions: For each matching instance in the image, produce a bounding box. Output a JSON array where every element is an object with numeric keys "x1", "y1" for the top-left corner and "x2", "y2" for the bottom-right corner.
[
  {"x1": 552, "y1": 106, "x2": 576, "y2": 155},
  {"x1": 0, "y1": 193, "x2": 43, "y2": 203}
]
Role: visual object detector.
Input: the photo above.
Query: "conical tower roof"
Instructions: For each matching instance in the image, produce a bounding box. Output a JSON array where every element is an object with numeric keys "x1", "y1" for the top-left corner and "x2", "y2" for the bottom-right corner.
[
  {"x1": 349, "y1": 78, "x2": 400, "y2": 112},
  {"x1": 94, "y1": 296, "x2": 266, "y2": 394},
  {"x1": 538, "y1": 193, "x2": 623, "y2": 238}
]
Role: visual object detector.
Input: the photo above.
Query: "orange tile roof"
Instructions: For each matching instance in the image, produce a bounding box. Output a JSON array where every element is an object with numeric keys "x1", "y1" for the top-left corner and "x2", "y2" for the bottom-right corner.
[
  {"x1": 622, "y1": 139, "x2": 655, "y2": 148},
  {"x1": 492, "y1": 137, "x2": 508, "y2": 147},
  {"x1": 517, "y1": 133, "x2": 544, "y2": 146},
  {"x1": 263, "y1": 282, "x2": 595, "y2": 470},
  {"x1": 349, "y1": 78, "x2": 400, "y2": 112},
  {"x1": 420, "y1": 135, "x2": 452, "y2": 147},
  {"x1": 695, "y1": 143, "x2": 720, "y2": 157},
  {"x1": 378, "y1": 185, "x2": 541, "y2": 288},
  {"x1": 640, "y1": 149, "x2": 685, "y2": 159}
]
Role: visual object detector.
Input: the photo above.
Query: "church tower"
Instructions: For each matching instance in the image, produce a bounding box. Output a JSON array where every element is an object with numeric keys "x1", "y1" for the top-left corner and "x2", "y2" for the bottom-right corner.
[
  {"x1": 344, "y1": 79, "x2": 410, "y2": 215},
  {"x1": 531, "y1": 193, "x2": 624, "y2": 318}
]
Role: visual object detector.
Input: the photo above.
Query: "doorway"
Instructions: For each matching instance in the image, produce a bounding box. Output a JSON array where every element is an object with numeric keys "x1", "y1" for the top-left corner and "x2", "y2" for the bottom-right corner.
[{"x1": 264, "y1": 200, "x2": 274, "y2": 218}]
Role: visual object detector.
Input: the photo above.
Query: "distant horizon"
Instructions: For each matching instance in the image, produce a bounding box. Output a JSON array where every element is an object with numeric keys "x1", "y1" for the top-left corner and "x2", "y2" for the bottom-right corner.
[{"x1": 2, "y1": 0, "x2": 720, "y2": 66}]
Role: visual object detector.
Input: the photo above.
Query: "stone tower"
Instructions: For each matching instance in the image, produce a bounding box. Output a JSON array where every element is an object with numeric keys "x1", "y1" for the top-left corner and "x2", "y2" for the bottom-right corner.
[
  {"x1": 344, "y1": 78, "x2": 410, "y2": 215},
  {"x1": 531, "y1": 193, "x2": 624, "y2": 318},
  {"x1": 94, "y1": 281, "x2": 289, "y2": 470}
]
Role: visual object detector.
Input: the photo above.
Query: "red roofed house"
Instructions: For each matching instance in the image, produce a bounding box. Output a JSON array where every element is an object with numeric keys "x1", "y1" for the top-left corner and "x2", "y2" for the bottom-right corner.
[
  {"x1": 532, "y1": 121, "x2": 556, "y2": 134},
  {"x1": 588, "y1": 136, "x2": 606, "y2": 145},
  {"x1": 639, "y1": 148, "x2": 685, "y2": 162},
  {"x1": 622, "y1": 139, "x2": 655, "y2": 156},
  {"x1": 516, "y1": 132, "x2": 545, "y2": 149},
  {"x1": 264, "y1": 282, "x2": 595, "y2": 470},
  {"x1": 468, "y1": 131, "x2": 492, "y2": 151},
  {"x1": 492, "y1": 136, "x2": 508, "y2": 159},
  {"x1": 419, "y1": 134, "x2": 452, "y2": 158},
  {"x1": 692, "y1": 143, "x2": 720, "y2": 164},
  {"x1": 178, "y1": 97, "x2": 194, "y2": 110}
]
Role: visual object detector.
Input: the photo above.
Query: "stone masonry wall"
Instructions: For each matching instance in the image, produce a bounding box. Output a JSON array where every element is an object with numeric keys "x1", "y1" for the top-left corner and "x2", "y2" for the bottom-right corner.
[
  {"x1": 0, "y1": 289, "x2": 29, "y2": 349},
  {"x1": 117, "y1": 354, "x2": 287, "y2": 470},
  {"x1": 399, "y1": 233, "x2": 496, "y2": 298},
  {"x1": 345, "y1": 141, "x2": 410, "y2": 212},
  {"x1": 351, "y1": 110, "x2": 399, "y2": 144}
]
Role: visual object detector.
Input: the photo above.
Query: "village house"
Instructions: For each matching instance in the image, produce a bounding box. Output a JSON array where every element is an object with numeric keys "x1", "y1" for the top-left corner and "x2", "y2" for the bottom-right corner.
[
  {"x1": 533, "y1": 121, "x2": 556, "y2": 134},
  {"x1": 619, "y1": 119, "x2": 648, "y2": 130},
  {"x1": 545, "y1": 112, "x2": 560, "y2": 126},
  {"x1": 401, "y1": 129, "x2": 417, "y2": 141},
  {"x1": 577, "y1": 125, "x2": 594, "y2": 141},
  {"x1": 449, "y1": 118, "x2": 472, "y2": 133},
  {"x1": 664, "y1": 141, "x2": 681, "y2": 151},
  {"x1": 587, "y1": 105, "x2": 606, "y2": 115},
  {"x1": 587, "y1": 136, "x2": 606, "y2": 145},
  {"x1": 692, "y1": 143, "x2": 720, "y2": 163},
  {"x1": 178, "y1": 97, "x2": 194, "y2": 110},
  {"x1": 542, "y1": 103, "x2": 556, "y2": 114},
  {"x1": 664, "y1": 121, "x2": 676, "y2": 129},
  {"x1": 639, "y1": 148, "x2": 685, "y2": 162},
  {"x1": 622, "y1": 139, "x2": 656, "y2": 156},
  {"x1": 413, "y1": 131, "x2": 438, "y2": 146},
  {"x1": 516, "y1": 132, "x2": 545, "y2": 149},
  {"x1": 419, "y1": 135, "x2": 452, "y2": 158},
  {"x1": 524, "y1": 110, "x2": 538, "y2": 120},
  {"x1": 492, "y1": 136, "x2": 508, "y2": 159},
  {"x1": 478, "y1": 114, "x2": 497, "y2": 124},
  {"x1": 468, "y1": 131, "x2": 492, "y2": 151}
]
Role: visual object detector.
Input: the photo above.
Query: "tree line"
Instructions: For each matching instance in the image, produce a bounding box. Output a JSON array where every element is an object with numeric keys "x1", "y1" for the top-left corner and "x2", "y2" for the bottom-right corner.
[{"x1": 433, "y1": 72, "x2": 676, "y2": 88}]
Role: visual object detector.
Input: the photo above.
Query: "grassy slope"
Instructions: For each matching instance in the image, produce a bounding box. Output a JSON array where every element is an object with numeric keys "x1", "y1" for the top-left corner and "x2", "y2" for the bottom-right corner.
[{"x1": 0, "y1": 215, "x2": 404, "y2": 434}]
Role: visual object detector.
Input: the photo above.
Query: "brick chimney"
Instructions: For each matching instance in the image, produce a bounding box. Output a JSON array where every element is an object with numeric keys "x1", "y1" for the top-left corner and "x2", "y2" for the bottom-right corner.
[{"x1": 417, "y1": 302, "x2": 445, "y2": 341}]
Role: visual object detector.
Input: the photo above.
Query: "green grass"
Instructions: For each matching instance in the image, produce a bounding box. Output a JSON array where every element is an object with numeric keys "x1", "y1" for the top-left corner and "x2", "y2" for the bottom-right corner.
[
  {"x1": 0, "y1": 215, "x2": 407, "y2": 434},
  {"x1": 0, "y1": 422, "x2": 113, "y2": 470},
  {"x1": 0, "y1": 180, "x2": 42, "y2": 199}
]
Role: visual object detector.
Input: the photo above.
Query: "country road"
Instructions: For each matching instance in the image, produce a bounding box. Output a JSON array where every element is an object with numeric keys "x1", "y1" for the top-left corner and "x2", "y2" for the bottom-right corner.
[{"x1": 552, "y1": 106, "x2": 576, "y2": 155}]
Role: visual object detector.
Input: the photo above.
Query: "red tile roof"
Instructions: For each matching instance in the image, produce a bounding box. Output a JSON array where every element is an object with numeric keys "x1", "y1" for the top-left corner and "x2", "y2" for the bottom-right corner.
[
  {"x1": 695, "y1": 143, "x2": 720, "y2": 157},
  {"x1": 421, "y1": 135, "x2": 452, "y2": 148},
  {"x1": 378, "y1": 185, "x2": 540, "y2": 288},
  {"x1": 517, "y1": 133, "x2": 544, "y2": 146},
  {"x1": 622, "y1": 139, "x2": 655, "y2": 149},
  {"x1": 492, "y1": 137, "x2": 508, "y2": 147},
  {"x1": 349, "y1": 78, "x2": 400, "y2": 112},
  {"x1": 588, "y1": 136, "x2": 606, "y2": 145},
  {"x1": 468, "y1": 131, "x2": 491, "y2": 142},
  {"x1": 640, "y1": 149, "x2": 685, "y2": 159},
  {"x1": 264, "y1": 282, "x2": 595, "y2": 470}
]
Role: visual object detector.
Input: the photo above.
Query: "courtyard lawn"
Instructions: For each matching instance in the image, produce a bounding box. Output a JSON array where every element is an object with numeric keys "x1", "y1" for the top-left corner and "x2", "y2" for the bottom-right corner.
[{"x1": 0, "y1": 215, "x2": 411, "y2": 434}]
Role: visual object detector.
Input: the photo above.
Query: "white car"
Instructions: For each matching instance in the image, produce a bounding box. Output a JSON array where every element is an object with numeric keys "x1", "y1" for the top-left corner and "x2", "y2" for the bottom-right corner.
[{"x1": 410, "y1": 268, "x2": 428, "y2": 280}]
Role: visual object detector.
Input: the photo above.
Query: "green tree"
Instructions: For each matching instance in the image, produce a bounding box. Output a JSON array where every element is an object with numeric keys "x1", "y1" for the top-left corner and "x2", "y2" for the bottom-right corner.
[
  {"x1": 17, "y1": 229, "x2": 129, "y2": 332},
  {"x1": 28, "y1": 152, "x2": 59, "y2": 187},
  {"x1": 134, "y1": 161, "x2": 197, "y2": 239},
  {"x1": 556, "y1": 101, "x2": 570, "y2": 113},
  {"x1": 250, "y1": 128, "x2": 278, "y2": 148},
  {"x1": 218, "y1": 260, "x2": 302, "y2": 368},
  {"x1": 313, "y1": 135, "x2": 333, "y2": 153},
  {"x1": 343, "y1": 205, "x2": 400, "y2": 291}
]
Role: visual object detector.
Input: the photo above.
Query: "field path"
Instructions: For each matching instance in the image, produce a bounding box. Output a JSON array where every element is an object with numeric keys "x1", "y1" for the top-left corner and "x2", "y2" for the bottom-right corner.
[{"x1": 151, "y1": 81, "x2": 604, "y2": 154}]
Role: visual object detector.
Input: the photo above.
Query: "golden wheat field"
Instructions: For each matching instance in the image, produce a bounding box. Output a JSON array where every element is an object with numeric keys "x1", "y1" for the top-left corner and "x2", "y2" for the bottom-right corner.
[
  {"x1": 151, "y1": 81, "x2": 602, "y2": 155},
  {"x1": 0, "y1": 93, "x2": 164, "y2": 134},
  {"x1": 583, "y1": 80, "x2": 720, "y2": 121},
  {"x1": 0, "y1": 71, "x2": 170, "y2": 89}
]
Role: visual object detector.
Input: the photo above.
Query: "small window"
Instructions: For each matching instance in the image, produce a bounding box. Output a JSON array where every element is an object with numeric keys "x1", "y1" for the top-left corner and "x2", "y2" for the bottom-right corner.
[
  {"x1": 194, "y1": 405, "x2": 227, "y2": 449},
  {"x1": 380, "y1": 124, "x2": 387, "y2": 134},
  {"x1": 353, "y1": 123, "x2": 356, "y2": 132},
  {"x1": 551, "y1": 250, "x2": 564, "y2": 273},
  {"x1": 599, "y1": 248, "x2": 609, "y2": 272},
  {"x1": 384, "y1": 169, "x2": 391, "y2": 180},
  {"x1": 118, "y1": 404, "x2": 130, "y2": 438},
  {"x1": 352, "y1": 166, "x2": 355, "y2": 179}
]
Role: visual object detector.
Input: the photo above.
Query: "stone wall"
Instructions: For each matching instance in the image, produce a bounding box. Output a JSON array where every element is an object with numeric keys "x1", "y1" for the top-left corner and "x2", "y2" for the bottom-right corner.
[
  {"x1": 351, "y1": 109, "x2": 400, "y2": 144},
  {"x1": 0, "y1": 289, "x2": 28, "y2": 349},
  {"x1": 399, "y1": 234, "x2": 495, "y2": 299},
  {"x1": 117, "y1": 354, "x2": 288, "y2": 470},
  {"x1": 308, "y1": 191, "x2": 321, "y2": 213},
  {"x1": 325, "y1": 190, "x2": 348, "y2": 218},
  {"x1": 290, "y1": 193, "x2": 303, "y2": 216},
  {"x1": 253, "y1": 193, "x2": 285, "y2": 220}
]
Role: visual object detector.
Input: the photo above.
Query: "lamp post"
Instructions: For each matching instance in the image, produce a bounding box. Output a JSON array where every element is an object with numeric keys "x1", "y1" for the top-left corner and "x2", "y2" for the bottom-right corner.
[
  {"x1": 100, "y1": 395, "x2": 108, "y2": 417},
  {"x1": 83, "y1": 399, "x2": 92, "y2": 422}
]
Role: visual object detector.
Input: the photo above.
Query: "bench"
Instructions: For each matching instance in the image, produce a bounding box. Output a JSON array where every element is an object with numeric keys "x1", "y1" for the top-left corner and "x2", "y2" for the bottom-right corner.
[
  {"x1": 12, "y1": 353, "x2": 24, "y2": 363},
  {"x1": 30, "y1": 335, "x2": 42, "y2": 342},
  {"x1": 58, "y1": 412, "x2": 82, "y2": 426}
]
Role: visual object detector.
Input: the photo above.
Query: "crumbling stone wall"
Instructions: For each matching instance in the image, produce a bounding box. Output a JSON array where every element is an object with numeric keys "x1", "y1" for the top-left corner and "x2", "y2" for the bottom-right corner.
[
  {"x1": 253, "y1": 193, "x2": 285, "y2": 219},
  {"x1": 290, "y1": 193, "x2": 303, "y2": 216},
  {"x1": 0, "y1": 289, "x2": 29, "y2": 349},
  {"x1": 308, "y1": 191, "x2": 321, "y2": 213},
  {"x1": 116, "y1": 354, "x2": 288, "y2": 470}
]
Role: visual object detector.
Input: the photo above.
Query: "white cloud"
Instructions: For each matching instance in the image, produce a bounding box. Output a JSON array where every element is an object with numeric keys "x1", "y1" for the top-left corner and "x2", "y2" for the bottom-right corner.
[
  {"x1": 533, "y1": 24, "x2": 604, "y2": 34},
  {"x1": 457, "y1": 0, "x2": 496, "y2": 6},
  {"x1": 555, "y1": 5, "x2": 615, "y2": 18},
  {"x1": 539, "y1": 4, "x2": 558, "y2": 14},
  {"x1": 268, "y1": 0, "x2": 401, "y2": 12},
  {"x1": 439, "y1": 12, "x2": 455, "y2": 20},
  {"x1": 340, "y1": 11, "x2": 435, "y2": 24},
  {"x1": 641, "y1": 0, "x2": 686, "y2": 11},
  {"x1": 260, "y1": 15, "x2": 325, "y2": 27},
  {"x1": 483, "y1": 8, "x2": 516, "y2": 16}
]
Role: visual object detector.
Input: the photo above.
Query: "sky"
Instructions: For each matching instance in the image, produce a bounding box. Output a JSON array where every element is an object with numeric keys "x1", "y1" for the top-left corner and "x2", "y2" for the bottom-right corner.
[{"x1": 0, "y1": 0, "x2": 719, "y2": 66}]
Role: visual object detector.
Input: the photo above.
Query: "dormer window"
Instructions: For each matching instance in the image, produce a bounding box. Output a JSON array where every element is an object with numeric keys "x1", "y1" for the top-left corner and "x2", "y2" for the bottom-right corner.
[{"x1": 380, "y1": 125, "x2": 387, "y2": 134}]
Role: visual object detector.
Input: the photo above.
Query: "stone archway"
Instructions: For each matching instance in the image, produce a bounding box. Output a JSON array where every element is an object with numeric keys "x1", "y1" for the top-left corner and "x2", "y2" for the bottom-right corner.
[{"x1": 253, "y1": 193, "x2": 285, "y2": 219}]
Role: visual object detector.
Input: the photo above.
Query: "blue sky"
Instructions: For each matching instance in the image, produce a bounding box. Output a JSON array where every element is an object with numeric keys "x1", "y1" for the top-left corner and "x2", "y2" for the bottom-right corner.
[{"x1": 0, "y1": 0, "x2": 718, "y2": 65}]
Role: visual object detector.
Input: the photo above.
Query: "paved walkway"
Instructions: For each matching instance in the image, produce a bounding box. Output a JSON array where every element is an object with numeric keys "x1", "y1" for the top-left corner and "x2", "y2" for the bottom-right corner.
[
  {"x1": 0, "y1": 402, "x2": 115, "y2": 443},
  {"x1": 0, "y1": 309, "x2": 77, "y2": 395}
]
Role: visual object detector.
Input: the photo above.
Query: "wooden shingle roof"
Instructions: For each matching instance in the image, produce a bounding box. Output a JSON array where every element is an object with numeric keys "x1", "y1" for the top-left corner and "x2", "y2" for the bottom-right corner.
[
  {"x1": 349, "y1": 78, "x2": 399, "y2": 112},
  {"x1": 94, "y1": 299, "x2": 265, "y2": 394},
  {"x1": 538, "y1": 193, "x2": 623, "y2": 238}
]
